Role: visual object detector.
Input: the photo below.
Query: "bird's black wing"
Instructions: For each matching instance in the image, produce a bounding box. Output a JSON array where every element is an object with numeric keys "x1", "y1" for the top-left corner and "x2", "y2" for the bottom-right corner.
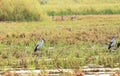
[
  {"x1": 117, "y1": 42, "x2": 120, "y2": 48},
  {"x1": 34, "y1": 44, "x2": 39, "y2": 52},
  {"x1": 108, "y1": 42, "x2": 112, "y2": 49}
]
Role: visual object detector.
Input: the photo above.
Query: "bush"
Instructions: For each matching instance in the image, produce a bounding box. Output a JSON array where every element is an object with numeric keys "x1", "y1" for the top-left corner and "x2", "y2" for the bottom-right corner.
[{"x1": 0, "y1": 0, "x2": 48, "y2": 21}]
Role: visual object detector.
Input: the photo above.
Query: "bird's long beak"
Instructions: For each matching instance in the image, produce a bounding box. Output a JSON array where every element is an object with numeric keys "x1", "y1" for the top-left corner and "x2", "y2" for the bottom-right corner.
[{"x1": 44, "y1": 39, "x2": 46, "y2": 43}]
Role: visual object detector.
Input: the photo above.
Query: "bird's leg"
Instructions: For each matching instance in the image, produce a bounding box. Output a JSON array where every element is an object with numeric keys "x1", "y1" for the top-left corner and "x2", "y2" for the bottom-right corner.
[{"x1": 109, "y1": 49, "x2": 112, "y2": 52}]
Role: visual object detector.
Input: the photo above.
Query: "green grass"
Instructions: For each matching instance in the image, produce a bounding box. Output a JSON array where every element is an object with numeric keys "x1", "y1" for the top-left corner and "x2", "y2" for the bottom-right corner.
[
  {"x1": 0, "y1": 15, "x2": 120, "y2": 70},
  {"x1": 40, "y1": 0, "x2": 120, "y2": 16}
]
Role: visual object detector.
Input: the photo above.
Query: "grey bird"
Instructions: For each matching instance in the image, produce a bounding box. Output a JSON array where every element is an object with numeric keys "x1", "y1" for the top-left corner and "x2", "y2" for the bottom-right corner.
[
  {"x1": 34, "y1": 38, "x2": 45, "y2": 52},
  {"x1": 117, "y1": 41, "x2": 120, "y2": 49},
  {"x1": 108, "y1": 36, "x2": 115, "y2": 50}
]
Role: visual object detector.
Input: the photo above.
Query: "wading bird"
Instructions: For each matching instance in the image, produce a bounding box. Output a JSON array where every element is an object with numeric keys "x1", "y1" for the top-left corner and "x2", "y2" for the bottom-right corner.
[
  {"x1": 117, "y1": 41, "x2": 120, "y2": 49},
  {"x1": 34, "y1": 38, "x2": 45, "y2": 52},
  {"x1": 108, "y1": 36, "x2": 115, "y2": 50},
  {"x1": 71, "y1": 15, "x2": 76, "y2": 20}
]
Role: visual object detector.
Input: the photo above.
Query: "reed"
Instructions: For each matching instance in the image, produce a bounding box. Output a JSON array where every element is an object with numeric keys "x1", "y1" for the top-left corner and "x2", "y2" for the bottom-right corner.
[{"x1": 0, "y1": 0, "x2": 48, "y2": 21}]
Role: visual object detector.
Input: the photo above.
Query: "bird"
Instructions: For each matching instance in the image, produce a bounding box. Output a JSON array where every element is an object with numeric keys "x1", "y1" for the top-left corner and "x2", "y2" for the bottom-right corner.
[
  {"x1": 34, "y1": 38, "x2": 45, "y2": 52},
  {"x1": 71, "y1": 15, "x2": 76, "y2": 20},
  {"x1": 108, "y1": 36, "x2": 115, "y2": 50},
  {"x1": 117, "y1": 41, "x2": 120, "y2": 49}
]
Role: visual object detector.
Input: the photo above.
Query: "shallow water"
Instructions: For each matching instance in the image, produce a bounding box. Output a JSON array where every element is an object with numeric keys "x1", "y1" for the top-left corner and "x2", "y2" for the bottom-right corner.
[
  {"x1": 0, "y1": 68, "x2": 119, "y2": 76},
  {"x1": 85, "y1": 74, "x2": 110, "y2": 76}
]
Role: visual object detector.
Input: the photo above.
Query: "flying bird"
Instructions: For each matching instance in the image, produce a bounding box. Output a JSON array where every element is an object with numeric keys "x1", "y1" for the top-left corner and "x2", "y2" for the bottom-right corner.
[
  {"x1": 117, "y1": 41, "x2": 120, "y2": 49},
  {"x1": 108, "y1": 36, "x2": 115, "y2": 50},
  {"x1": 34, "y1": 38, "x2": 45, "y2": 52}
]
